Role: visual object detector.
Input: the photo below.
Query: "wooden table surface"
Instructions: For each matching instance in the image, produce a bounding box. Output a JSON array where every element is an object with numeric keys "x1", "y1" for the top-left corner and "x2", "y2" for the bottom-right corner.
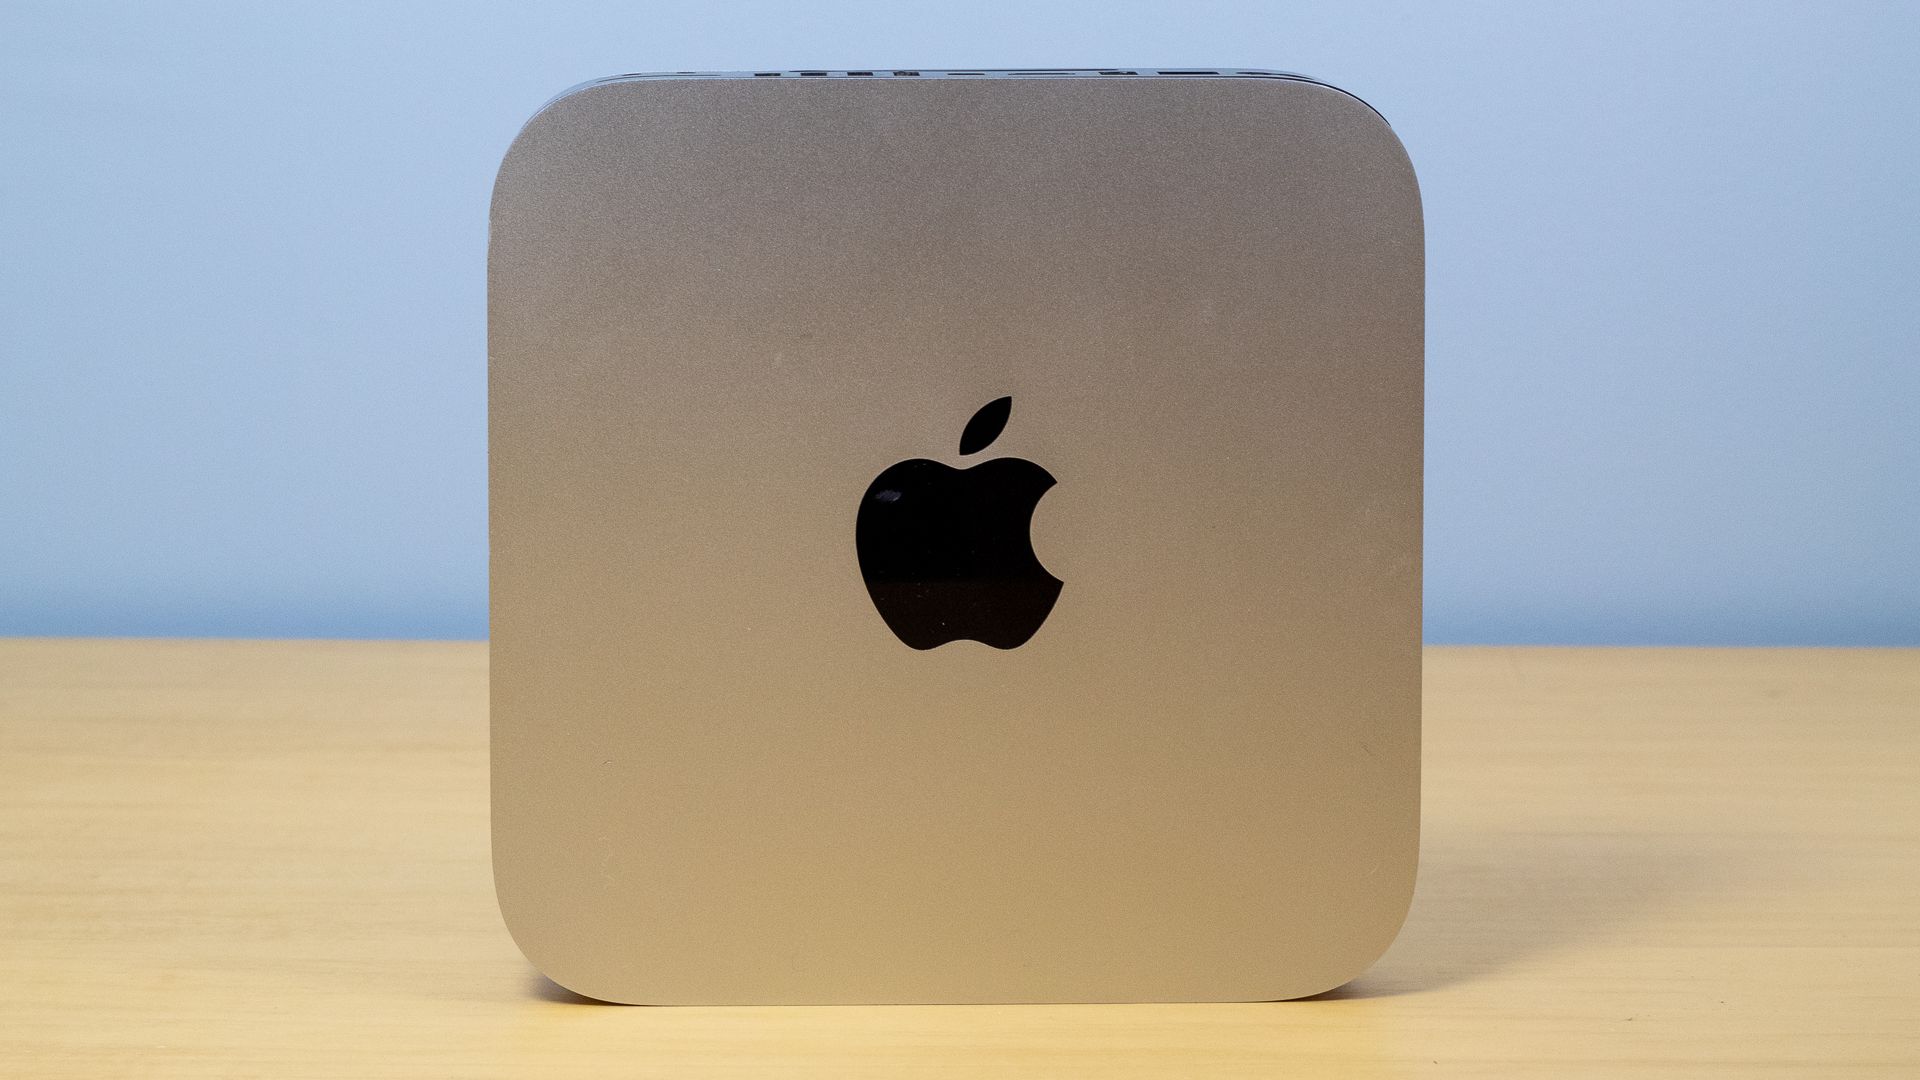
[{"x1": 1, "y1": 640, "x2": 1914, "y2": 1078}]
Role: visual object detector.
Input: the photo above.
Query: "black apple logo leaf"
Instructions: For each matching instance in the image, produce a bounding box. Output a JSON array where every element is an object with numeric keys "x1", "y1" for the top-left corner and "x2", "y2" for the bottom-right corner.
[
  {"x1": 958, "y1": 396, "x2": 1012, "y2": 456},
  {"x1": 856, "y1": 397, "x2": 1063, "y2": 650}
]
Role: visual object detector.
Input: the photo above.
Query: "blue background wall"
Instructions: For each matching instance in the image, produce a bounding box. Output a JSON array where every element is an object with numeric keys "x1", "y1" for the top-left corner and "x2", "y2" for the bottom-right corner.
[{"x1": 3, "y1": 1, "x2": 1915, "y2": 643}]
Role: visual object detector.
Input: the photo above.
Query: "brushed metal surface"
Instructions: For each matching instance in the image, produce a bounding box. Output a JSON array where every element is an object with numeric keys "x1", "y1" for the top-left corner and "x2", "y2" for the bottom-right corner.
[{"x1": 490, "y1": 71, "x2": 1422, "y2": 1004}]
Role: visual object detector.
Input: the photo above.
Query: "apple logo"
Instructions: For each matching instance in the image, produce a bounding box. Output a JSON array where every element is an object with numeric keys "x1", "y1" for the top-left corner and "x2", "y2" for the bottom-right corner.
[{"x1": 856, "y1": 396, "x2": 1063, "y2": 650}]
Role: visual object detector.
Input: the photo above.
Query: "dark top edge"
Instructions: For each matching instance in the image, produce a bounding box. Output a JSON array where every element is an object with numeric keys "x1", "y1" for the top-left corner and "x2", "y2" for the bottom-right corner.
[{"x1": 540, "y1": 69, "x2": 1388, "y2": 125}]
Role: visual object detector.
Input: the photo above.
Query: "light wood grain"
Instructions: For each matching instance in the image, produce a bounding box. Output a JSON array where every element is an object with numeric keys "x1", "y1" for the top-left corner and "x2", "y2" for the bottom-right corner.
[{"x1": 1, "y1": 640, "x2": 1914, "y2": 1077}]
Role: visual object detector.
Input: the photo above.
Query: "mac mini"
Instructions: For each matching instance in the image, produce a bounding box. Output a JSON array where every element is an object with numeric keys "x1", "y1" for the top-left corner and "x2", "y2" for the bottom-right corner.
[{"x1": 490, "y1": 69, "x2": 1422, "y2": 1005}]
